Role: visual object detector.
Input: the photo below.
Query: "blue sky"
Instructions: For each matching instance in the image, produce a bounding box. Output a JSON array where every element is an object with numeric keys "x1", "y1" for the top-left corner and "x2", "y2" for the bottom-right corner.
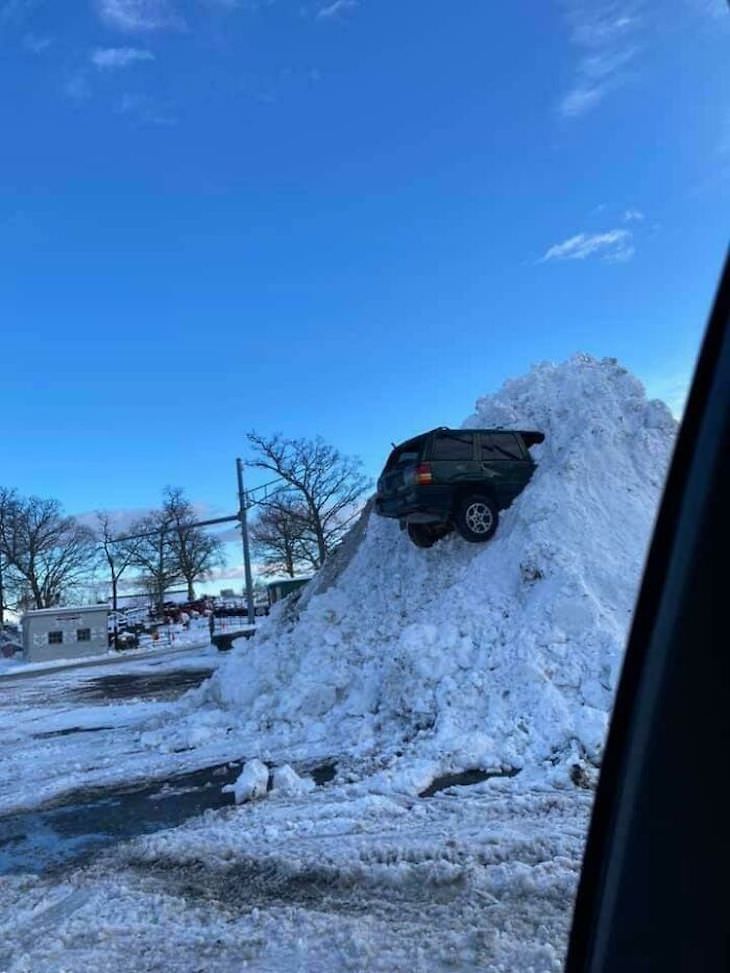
[{"x1": 1, "y1": 0, "x2": 728, "y2": 587}]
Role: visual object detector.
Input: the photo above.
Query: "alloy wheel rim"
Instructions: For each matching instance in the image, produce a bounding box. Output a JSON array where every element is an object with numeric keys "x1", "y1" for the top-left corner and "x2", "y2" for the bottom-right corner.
[{"x1": 465, "y1": 502, "x2": 493, "y2": 534}]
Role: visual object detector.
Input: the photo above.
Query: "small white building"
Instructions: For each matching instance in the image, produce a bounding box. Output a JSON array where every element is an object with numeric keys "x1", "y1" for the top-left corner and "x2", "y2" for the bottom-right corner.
[{"x1": 22, "y1": 606, "x2": 109, "y2": 663}]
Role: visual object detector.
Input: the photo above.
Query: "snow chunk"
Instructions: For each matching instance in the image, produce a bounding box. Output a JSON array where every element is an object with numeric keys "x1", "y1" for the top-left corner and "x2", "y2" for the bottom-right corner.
[
  {"x1": 224, "y1": 758, "x2": 270, "y2": 804},
  {"x1": 270, "y1": 764, "x2": 315, "y2": 797}
]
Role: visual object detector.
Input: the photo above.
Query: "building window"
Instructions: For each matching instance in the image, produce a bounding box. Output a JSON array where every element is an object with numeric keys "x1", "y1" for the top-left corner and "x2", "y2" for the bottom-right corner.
[
  {"x1": 48, "y1": 631, "x2": 63, "y2": 645},
  {"x1": 77, "y1": 628, "x2": 91, "y2": 642}
]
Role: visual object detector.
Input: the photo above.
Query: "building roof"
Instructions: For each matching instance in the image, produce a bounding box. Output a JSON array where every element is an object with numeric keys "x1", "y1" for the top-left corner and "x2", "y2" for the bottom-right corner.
[
  {"x1": 266, "y1": 577, "x2": 312, "y2": 588},
  {"x1": 21, "y1": 605, "x2": 109, "y2": 619}
]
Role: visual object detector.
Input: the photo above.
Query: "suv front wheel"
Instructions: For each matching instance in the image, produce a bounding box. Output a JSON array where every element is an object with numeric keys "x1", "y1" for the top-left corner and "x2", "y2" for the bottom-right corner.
[{"x1": 455, "y1": 495, "x2": 499, "y2": 543}]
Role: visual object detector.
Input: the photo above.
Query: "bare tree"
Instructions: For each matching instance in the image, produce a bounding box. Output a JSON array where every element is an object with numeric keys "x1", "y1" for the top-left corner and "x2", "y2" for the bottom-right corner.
[
  {"x1": 163, "y1": 487, "x2": 225, "y2": 600},
  {"x1": 95, "y1": 512, "x2": 142, "y2": 619},
  {"x1": 246, "y1": 433, "x2": 370, "y2": 568},
  {"x1": 0, "y1": 494, "x2": 96, "y2": 609},
  {"x1": 0, "y1": 488, "x2": 18, "y2": 625},
  {"x1": 0, "y1": 550, "x2": 5, "y2": 626},
  {"x1": 127, "y1": 511, "x2": 180, "y2": 615},
  {"x1": 250, "y1": 498, "x2": 313, "y2": 578}
]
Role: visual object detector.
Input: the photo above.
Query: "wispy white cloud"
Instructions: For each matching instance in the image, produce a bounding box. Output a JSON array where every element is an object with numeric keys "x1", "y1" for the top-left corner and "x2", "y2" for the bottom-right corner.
[
  {"x1": 559, "y1": 1, "x2": 643, "y2": 118},
  {"x1": 23, "y1": 32, "x2": 52, "y2": 53},
  {"x1": 92, "y1": 46, "x2": 155, "y2": 68},
  {"x1": 64, "y1": 72, "x2": 92, "y2": 102},
  {"x1": 540, "y1": 228, "x2": 635, "y2": 263},
  {"x1": 317, "y1": 0, "x2": 358, "y2": 20},
  {"x1": 622, "y1": 207, "x2": 644, "y2": 222},
  {"x1": 118, "y1": 91, "x2": 176, "y2": 125},
  {"x1": 75, "y1": 507, "x2": 154, "y2": 534},
  {"x1": 96, "y1": 0, "x2": 184, "y2": 33}
]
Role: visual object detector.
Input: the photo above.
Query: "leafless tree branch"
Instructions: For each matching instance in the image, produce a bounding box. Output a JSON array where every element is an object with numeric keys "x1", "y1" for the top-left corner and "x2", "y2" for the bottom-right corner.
[{"x1": 246, "y1": 433, "x2": 370, "y2": 569}]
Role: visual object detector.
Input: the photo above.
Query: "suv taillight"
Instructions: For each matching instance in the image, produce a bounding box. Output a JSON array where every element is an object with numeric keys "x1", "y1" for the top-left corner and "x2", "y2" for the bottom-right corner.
[{"x1": 415, "y1": 463, "x2": 432, "y2": 485}]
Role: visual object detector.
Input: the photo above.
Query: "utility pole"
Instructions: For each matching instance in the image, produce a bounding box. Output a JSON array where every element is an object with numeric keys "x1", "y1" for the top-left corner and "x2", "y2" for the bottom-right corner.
[{"x1": 236, "y1": 458, "x2": 256, "y2": 626}]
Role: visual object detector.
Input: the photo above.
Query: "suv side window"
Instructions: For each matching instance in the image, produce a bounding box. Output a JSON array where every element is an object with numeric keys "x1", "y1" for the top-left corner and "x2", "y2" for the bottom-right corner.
[
  {"x1": 430, "y1": 432, "x2": 475, "y2": 461},
  {"x1": 480, "y1": 433, "x2": 524, "y2": 460}
]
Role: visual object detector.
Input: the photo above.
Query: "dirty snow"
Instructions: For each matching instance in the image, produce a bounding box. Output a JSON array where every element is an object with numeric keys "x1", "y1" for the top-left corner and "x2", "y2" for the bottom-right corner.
[{"x1": 0, "y1": 782, "x2": 593, "y2": 973}]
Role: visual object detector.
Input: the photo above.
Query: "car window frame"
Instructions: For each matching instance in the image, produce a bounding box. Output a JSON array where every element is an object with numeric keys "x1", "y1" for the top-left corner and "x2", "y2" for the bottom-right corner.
[{"x1": 384, "y1": 437, "x2": 428, "y2": 470}]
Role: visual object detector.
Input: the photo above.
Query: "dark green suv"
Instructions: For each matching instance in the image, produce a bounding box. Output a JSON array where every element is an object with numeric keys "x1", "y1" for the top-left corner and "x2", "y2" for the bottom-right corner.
[{"x1": 374, "y1": 427, "x2": 544, "y2": 547}]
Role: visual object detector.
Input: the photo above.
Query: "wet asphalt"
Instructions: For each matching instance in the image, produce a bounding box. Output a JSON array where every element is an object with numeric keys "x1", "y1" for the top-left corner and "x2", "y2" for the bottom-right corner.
[
  {"x1": 0, "y1": 663, "x2": 227, "y2": 876},
  {"x1": 1, "y1": 662, "x2": 340, "y2": 876}
]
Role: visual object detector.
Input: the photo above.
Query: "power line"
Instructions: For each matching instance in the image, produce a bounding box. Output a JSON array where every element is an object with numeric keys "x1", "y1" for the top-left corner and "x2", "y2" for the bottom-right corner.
[
  {"x1": 110, "y1": 478, "x2": 287, "y2": 545},
  {"x1": 111, "y1": 514, "x2": 240, "y2": 544}
]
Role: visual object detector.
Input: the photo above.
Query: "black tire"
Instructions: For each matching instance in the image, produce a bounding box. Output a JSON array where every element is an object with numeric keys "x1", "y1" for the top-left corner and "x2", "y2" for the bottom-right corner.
[
  {"x1": 407, "y1": 523, "x2": 437, "y2": 548},
  {"x1": 454, "y1": 494, "x2": 499, "y2": 543}
]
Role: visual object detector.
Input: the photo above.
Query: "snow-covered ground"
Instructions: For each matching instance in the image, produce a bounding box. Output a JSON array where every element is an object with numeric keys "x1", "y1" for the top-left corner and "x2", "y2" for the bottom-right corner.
[
  {"x1": 0, "y1": 356, "x2": 676, "y2": 971},
  {"x1": 0, "y1": 644, "x2": 231, "y2": 815},
  {"x1": 0, "y1": 780, "x2": 592, "y2": 972}
]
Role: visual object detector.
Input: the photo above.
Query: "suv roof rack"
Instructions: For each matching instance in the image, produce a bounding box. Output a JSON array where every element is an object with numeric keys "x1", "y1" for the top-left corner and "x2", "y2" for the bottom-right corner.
[
  {"x1": 396, "y1": 427, "x2": 545, "y2": 447},
  {"x1": 429, "y1": 426, "x2": 545, "y2": 444}
]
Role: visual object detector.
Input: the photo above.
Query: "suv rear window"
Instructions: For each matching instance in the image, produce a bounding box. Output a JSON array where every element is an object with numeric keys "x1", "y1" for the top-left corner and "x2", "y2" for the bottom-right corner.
[
  {"x1": 385, "y1": 441, "x2": 424, "y2": 469},
  {"x1": 431, "y1": 432, "x2": 474, "y2": 461},
  {"x1": 480, "y1": 433, "x2": 523, "y2": 460}
]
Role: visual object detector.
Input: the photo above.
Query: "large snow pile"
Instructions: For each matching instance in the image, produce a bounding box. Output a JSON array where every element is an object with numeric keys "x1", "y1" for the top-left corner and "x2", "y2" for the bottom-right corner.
[{"x1": 152, "y1": 355, "x2": 676, "y2": 791}]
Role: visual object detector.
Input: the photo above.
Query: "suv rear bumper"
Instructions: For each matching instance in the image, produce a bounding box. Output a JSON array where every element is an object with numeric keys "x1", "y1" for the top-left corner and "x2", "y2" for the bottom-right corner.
[{"x1": 375, "y1": 486, "x2": 452, "y2": 523}]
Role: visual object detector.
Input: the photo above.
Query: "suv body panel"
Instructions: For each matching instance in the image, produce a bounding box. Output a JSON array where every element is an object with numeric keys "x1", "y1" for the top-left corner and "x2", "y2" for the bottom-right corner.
[{"x1": 375, "y1": 427, "x2": 543, "y2": 528}]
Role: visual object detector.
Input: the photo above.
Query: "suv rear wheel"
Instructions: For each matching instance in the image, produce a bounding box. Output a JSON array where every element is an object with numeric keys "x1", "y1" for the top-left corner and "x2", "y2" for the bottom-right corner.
[
  {"x1": 455, "y1": 494, "x2": 498, "y2": 543},
  {"x1": 407, "y1": 523, "x2": 437, "y2": 548}
]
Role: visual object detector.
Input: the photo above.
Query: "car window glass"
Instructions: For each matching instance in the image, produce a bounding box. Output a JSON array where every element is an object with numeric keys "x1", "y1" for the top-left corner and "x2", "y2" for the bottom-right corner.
[
  {"x1": 480, "y1": 433, "x2": 523, "y2": 461},
  {"x1": 386, "y1": 446, "x2": 421, "y2": 469},
  {"x1": 431, "y1": 433, "x2": 474, "y2": 461}
]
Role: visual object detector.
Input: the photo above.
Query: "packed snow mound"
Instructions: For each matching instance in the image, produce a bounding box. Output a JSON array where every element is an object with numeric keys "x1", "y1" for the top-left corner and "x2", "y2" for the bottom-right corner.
[{"x1": 157, "y1": 356, "x2": 676, "y2": 790}]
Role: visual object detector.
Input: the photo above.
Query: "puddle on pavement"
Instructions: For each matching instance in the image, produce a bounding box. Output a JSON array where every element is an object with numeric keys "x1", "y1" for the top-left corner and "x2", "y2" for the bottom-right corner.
[
  {"x1": 0, "y1": 761, "x2": 337, "y2": 876},
  {"x1": 70, "y1": 667, "x2": 214, "y2": 702},
  {"x1": 419, "y1": 767, "x2": 518, "y2": 798},
  {"x1": 33, "y1": 725, "x2": 116, "y2": 739}
]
